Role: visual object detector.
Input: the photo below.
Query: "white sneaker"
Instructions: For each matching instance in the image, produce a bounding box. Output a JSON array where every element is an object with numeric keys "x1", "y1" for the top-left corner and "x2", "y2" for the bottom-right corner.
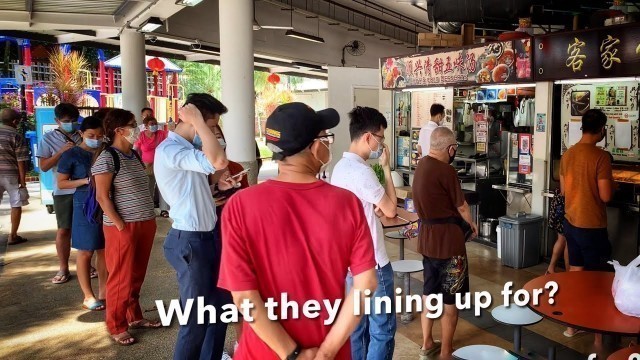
[{"x1": 221, "y1": 351, "x2": 232, "y2": 360}]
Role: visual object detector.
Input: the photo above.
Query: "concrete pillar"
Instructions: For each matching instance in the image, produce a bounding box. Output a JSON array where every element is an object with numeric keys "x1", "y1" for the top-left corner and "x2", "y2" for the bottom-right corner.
[
  {"x1": 219, "y1": 0, "x2": 257, "y2": 182},
  {"x1": 120, "y1": 30, "x2": 147, "y2": 122}
]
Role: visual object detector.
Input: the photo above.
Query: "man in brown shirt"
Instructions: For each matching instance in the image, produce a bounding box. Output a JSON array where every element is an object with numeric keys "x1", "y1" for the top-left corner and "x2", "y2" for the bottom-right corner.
[
  {"x1": 412, "y1": 127, "x2": 477, "y2": 360},
  {"x1": 560, "y1": 109, "x2": 614, "y2": 342}
]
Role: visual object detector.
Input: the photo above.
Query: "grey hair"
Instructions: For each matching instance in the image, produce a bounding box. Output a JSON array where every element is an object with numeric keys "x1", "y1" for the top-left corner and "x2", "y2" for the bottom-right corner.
[{"x1": 430, "y1": 127, "x2": 456, "y2": 151}]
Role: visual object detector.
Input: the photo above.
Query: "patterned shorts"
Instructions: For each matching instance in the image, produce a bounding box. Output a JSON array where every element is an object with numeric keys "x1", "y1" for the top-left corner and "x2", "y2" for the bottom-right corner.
[{"x1": 422, "y1": 255, "x2": 470, "y2": 305}]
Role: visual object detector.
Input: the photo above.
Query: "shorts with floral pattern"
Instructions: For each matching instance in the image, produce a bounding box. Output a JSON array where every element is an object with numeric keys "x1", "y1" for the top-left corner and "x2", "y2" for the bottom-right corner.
[{"x1": 422, "y1": 255, "x2": 470, "y2": 305}]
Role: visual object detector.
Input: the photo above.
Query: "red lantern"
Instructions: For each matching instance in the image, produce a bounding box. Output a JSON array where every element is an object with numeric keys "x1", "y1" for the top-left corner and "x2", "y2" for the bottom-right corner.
[
  {"x1": 267, "y1": 73, "x2": 280, "y2": 85},
  {"x1": 147, "y1": 57, "x2": 165, "y2": 75}
]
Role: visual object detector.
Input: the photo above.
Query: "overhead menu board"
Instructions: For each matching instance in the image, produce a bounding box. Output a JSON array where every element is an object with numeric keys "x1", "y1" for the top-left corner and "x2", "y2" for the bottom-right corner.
[
  {"x1": 410, "y1": 88, "x2": 454, "y2": 130},
  {"x1": 560, "y1": 81, "x2": 640, "y2": 162}
]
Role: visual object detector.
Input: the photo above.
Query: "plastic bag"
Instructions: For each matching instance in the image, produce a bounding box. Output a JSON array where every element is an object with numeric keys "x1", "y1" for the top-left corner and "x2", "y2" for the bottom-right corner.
[{"x1": 609, "y1": 255, "x2": 640, "y2": 318}]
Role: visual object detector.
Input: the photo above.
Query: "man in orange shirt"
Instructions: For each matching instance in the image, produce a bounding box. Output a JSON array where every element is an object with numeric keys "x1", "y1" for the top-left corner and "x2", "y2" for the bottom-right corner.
[{"x1": 559, "y1": 109, "x2": 614, "y2": 340}]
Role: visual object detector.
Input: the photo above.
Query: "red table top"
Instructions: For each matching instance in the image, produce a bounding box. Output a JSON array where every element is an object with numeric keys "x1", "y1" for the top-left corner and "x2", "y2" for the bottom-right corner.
[
  {"x1": 607, "y1": 345, "x2": 640, "y2": 360},
  {"x1": 524, "y1": 271, "x2": 640, "y2": 336},
  {"x1": 380, "y1": 207, "x2": 418, "y2": 229}
]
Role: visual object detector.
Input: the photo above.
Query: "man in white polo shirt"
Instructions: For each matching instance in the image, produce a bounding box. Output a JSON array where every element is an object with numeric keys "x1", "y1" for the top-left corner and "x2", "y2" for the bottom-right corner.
[
  {"x1": 417, "y1": 103, "x2": 445, "y2": 158},
  {"x1": 331, "y1": 106, "x2": 398, "y2": 360}
]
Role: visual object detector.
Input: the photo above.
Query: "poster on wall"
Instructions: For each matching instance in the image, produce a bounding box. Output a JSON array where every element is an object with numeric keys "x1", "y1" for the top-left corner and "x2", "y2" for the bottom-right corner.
[
  {"x1": 535, "y1": 113, "x2": 546, "y2": 132},
  {"x1": 410, "y1": 88, "x2": 454, "y2": 130},
  {"x1": 381, "y1": 40, "x2": 532, "y2": 90},
  {"x1": 560, "y1": 81, "x2": 640, "y2": 162}
]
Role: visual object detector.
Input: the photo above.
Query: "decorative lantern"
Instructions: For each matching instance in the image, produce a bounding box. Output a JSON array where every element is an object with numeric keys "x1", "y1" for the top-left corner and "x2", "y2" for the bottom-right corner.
[
  {"x1": 147, "y1": 57, "x2": 165, "y2": 75},
  {"x1": 267, "y1": 73, "x2": 280, "y2": 85}
]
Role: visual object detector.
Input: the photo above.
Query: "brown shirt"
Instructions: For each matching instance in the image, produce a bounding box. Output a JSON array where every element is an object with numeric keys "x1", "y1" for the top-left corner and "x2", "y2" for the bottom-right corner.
[
  {"x1": 560, "y1": 143, "x2": 612, "y2": 229},
  {"x1": 412, "y1": 156, "x2": 466, "y2": 259}
]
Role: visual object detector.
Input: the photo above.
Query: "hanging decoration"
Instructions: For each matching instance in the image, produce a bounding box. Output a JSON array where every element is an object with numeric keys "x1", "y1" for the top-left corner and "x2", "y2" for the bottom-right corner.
[
  {"x1": 267, "y1": 73, "x2": 280, "y2": 85},
  {"x1": 147, "y1": 57, "x2": 165, "y2": 75}
]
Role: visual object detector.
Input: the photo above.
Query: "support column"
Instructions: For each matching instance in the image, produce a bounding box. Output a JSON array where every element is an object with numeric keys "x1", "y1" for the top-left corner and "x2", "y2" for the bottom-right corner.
[
  {"x1": 219, "y1": 0, "x2": 257, "y2": 183},
  {"x1": 119, "y1": 30, "x2": 147, "y2": 122}
]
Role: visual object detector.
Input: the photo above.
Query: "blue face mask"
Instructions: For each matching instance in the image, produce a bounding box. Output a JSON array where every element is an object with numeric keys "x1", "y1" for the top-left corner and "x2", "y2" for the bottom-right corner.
[
  {"x1": 149, "y1": 125, "x2": 158, "y2": 133},
  {"x1": 193, "y1": 134, "x2": 203, "y2": 150},
  {"x1": 85, "y1": 138, "x2": 101, "y2": 149},
  {"x1": 61, "y1": 122, "x2": 77, "y2": 133},
  {"x1": 368, "y1": 135, "x2": 383, "y2": 160}
]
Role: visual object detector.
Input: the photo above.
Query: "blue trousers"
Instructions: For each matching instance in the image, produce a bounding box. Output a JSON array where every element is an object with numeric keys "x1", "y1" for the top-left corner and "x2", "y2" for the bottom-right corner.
[
  {"x1": 164, "y1": 228, "x2": 230, "y2": 360},
  {"x1": 346, "y1": 262, "x2": 397, "y2": 360}
]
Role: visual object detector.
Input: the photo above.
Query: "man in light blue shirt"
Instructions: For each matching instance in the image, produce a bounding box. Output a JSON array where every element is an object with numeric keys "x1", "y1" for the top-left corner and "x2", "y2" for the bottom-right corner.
[{"x1": 155, "y1": 93, "x2": 229, "y2": 360}]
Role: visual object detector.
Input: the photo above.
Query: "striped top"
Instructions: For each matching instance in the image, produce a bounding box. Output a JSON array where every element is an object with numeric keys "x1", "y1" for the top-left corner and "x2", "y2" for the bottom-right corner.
[
  {"x1": 36, "y1": 128, "x2": 81, "y2": 195},
  {"x1": 0, "y1": 125, "x2": 29, "y2": 177},
  {"x1": 91, "y1": 148, "x2": 156, "y2": 226}
]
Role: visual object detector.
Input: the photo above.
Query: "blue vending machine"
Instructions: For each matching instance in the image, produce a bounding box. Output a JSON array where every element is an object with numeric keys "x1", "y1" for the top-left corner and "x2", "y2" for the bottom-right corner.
[{"x1": 35, "y1": 107, "x2": 58, "y2": 214}]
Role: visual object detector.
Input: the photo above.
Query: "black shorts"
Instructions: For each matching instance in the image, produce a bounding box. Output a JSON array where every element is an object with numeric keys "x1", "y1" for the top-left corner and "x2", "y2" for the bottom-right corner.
[
  {"x1": 563, "y1": 219, "x2": 612, "y2": 271},
  {"x1": 53, "y1": 194, "x2": 74, "y2": 230},
  {"x1": 422, "y1": 255, "x2": 470, "y2": 305}
]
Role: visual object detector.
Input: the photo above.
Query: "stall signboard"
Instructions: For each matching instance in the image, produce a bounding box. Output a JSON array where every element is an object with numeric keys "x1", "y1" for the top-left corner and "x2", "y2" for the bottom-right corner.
[
  {"x1": 380, "y1": 39, "x2": 532, "y2": 90},
  {"x1": 534, "y1": 23, "x2": 640, "y2": 81}
]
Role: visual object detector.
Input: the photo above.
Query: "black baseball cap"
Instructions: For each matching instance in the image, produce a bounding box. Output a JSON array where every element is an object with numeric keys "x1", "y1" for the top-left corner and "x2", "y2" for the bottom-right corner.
[{"x1": 266, "y1": 102, "x2": 339, "y2": 160}]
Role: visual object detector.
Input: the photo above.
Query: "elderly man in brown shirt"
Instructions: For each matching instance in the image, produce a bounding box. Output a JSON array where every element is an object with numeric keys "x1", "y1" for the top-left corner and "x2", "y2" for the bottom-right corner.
[{"x1": 412, "y1": 127, "x2": 477, "y2": 360}]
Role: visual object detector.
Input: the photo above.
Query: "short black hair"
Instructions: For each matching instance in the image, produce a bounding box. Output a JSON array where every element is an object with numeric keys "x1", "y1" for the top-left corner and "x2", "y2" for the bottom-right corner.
[
  {"x1": 348, "y1": 106, "x2": 388, "y2": 141},
  {"x1": 141, "y1": 107, "x2": 153, "y2": 114},
  {"x1": 55, "y1": 103, "x2": 79, "y2": 120},
  {"x1": 93, "y1": 107, "x2": 114, "y2": 122},
  {"x1": 582, "y1": 109, "x2": 607, "y2": 134},
  {"x1": 430, "y1": 103, "x2": 445, "y2": 117},
  {"x1": 184, "y1": 93, "x2": 228, "y2": 120},
  {"x1": 79, "y1": 116, "x2": 103, "y2": 132}
]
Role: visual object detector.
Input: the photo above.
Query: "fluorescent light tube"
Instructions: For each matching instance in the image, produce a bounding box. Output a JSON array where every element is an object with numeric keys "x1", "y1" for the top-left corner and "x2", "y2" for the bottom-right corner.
[
  {"x1": 480, "y1": 83, "x2": 536, "y2": 89},
  {"x1": 554, "y1": 77, "x2": 639, "y2": 84},
  {"x1": 175, "y1": 0, "x2": 204, "y2": 6},
  {"x1": 140, "y1": 17, "x2": 163, "y2": 33},
  {"x1": 285, "y1": 30, "x2": 325, "y2": 44},
  {"x1": 402, "y1": 87, "x2": 447, "y2": 92}
]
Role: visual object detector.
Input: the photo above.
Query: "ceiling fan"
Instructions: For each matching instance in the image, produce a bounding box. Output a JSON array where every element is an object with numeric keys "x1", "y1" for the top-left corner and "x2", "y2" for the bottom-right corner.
[{"x1": 253, "y1": 0, "x2": 294, "y2": 31}]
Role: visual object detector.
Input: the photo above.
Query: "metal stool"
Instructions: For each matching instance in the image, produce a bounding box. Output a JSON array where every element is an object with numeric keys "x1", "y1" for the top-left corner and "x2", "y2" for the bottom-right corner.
[
  {"x1": 391, "y1": 259, "x2": 422, "y2": 324},
  {"x1": 491, "y1": 304, "x2": 543, "y2": 352},
  {"x1": 453, "y1": 345, "x2": 522, "y2": 360}
]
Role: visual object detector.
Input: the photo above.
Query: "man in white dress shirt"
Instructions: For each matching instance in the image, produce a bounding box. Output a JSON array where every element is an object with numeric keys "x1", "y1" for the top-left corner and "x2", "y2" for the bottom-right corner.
[{"x1": 417, "y1": 104, "x2": 445, "y2": 158}]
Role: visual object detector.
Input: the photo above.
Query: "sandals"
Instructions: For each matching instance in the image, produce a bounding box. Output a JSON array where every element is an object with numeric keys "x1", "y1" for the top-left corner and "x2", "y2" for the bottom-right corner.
[
  {"x1": 7, "y1": 235, "x2": 28, "y2": 245},
  {"x1": 129, "y1": 319, "x2": 162, "y2": 329},
  {"x1": 90, "y1": 267, "x2": 98, "y2": 279},
  {"x1": 419, "y1": 341, "x2": 442, "y2": 360},
  {"x1": 52, "y1": 271, "x2": 71, "y2": 284},
  {"x1": 82, "y1": 299, "x2": 106, "y2": 311},
  {"x1": 563, "y1": 329, "x2": 586, "y2": 337},
  {"x1": 112, "y1": 331, "x2": 136, "y2": 346}
]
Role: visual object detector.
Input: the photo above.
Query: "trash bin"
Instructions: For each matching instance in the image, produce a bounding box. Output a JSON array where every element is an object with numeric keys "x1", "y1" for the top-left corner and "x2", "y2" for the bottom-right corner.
[{"x1": 498, "y1": 213, "x2": 543, "y2": 269}]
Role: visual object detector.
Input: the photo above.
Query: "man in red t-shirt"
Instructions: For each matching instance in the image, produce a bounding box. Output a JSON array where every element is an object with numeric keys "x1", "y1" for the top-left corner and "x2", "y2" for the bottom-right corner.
[{"x1": 218, "y1": 102, "x2": 378, "y2": 360}]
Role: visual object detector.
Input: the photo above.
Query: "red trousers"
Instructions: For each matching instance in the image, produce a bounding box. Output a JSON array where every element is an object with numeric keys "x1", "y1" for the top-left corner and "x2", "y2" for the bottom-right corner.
[{"x1": 103, "y1": 219, "x2": 157, "y2": 335}]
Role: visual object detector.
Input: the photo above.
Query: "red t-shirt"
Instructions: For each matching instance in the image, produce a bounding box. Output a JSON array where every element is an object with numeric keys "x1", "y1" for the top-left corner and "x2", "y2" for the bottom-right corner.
[
  {"x1": 134, "y1": 130, "x2": 167, "y2": 164},
  {"x1": 218, "y1": 180, "x2": 375, "y2": 360}
]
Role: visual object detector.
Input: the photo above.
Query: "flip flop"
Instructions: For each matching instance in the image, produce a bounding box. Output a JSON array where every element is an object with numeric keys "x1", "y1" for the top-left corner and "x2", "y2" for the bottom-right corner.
[
  {"x1": 563, "y1": 329, "x2": 586, "y2": 337},
  {"x1": 82, "y1": 300, "x2": 105, "y2": 311},
  {"x1": 52, "y1": 271, "x2": 70, "y2": 284},
  {"x1": 419, "y1": 341, "x2": 442, "y2": 360},
  {"x1": 112, "y1": 331, "x2": 136, "y2": 346},
  {"x1": 7, "y1": 236, "x2": 28, "y2": 245},
  {"x1": 129, "y1": 319, "x2": 162, "y2": 329},
  {"x1": 90, "y1": 267, "x2": 98, "y2": 279}
]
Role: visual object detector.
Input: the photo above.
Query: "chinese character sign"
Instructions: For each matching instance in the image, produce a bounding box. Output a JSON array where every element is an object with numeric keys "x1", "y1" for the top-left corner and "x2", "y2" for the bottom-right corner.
[{"x1": 566, "y1": 37, "x2": 587, "y2": 72}]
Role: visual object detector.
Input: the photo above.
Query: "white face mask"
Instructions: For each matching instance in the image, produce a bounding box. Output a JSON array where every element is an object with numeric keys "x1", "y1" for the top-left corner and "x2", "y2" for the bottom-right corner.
[
  {"x1": 368, "y1": 134, "x2": 383, "y2": 160},
  {"x1": 123, "y1": 126, "x2": 140, "y2": 144},
  {"x1": 218, "y1": 138, "x2": 227, "y2": 150},
  {"x1": 316, "y1": 141, "x2": 332, "y2": 173}
]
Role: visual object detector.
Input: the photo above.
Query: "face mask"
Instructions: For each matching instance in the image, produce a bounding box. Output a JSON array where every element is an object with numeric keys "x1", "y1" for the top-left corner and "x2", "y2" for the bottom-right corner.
[
  {"x1": 123, "y1": 126, "x2": 140, "y2": 145},
  {"x1": 368, "y1": 135, "x2": 383, "y2": 160},
  {"x1": 84, "y1": 138, "x2": 101, "y2": 149},
  {"x1": 148, "y1": 125, "x2": 158, "y2": 133},
  {"x1": 218, "y1": 138, "x2": 227, "y2": 150},
  {"x1": 193, "y1": 134, "x2": 203, "y2": 150},
  {"x1": 315, "y1": 141, "x2": 332, "y2": 173},
  {"x1": 61, "y1": 122, "x2": 77, "y2": 133},
  {"x1": 447, "y1": 145, "x2": 458, "y2": 165}
]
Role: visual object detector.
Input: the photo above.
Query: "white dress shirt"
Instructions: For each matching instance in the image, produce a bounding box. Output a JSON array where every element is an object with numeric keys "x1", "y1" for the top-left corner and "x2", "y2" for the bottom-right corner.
[
  {"x1": 417, "y1": 121, "x2": 440, "y2": 158},
  {"x1": 154, "y1": 132, "x2": 218, "y2": 232}
]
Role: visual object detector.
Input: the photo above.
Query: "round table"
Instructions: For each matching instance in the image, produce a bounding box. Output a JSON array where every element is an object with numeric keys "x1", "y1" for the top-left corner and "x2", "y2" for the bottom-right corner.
[
  {"x1": 381, "y1": 207, "x2": 419, "y2": 261},
  {"x1": 453, "y1": 344, "x2": 519, "y2": 360},
  {"x1": 385, "y1": 231, "x2": 408, "y2": 260},
  {"x1": 491, "y1": 304, "x2": 543, "y2": 352},
  {"x1": 524, "y1": 271, "x2": 640, "y2": 359},
  {"x1": 607, "y1": 345, "x2": 640, "y2": 360}
]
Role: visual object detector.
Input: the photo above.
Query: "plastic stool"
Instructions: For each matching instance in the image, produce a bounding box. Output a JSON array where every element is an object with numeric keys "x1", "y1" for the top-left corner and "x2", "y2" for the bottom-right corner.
[
  {"x1": 453, "y1": 345, "x2": 520, "y2": 360},
  {"x1": 391, "y1": 259, "x2": 423, "y2": 324},
  {"x1": 491, "y1": 304, "x2": 543, "y2": 352}
]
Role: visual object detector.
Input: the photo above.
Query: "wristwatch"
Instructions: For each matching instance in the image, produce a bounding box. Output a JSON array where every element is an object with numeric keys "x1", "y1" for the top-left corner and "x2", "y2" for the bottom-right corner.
[{"x1": 286, "y1": 344, "x2": 302, "y2": 360}]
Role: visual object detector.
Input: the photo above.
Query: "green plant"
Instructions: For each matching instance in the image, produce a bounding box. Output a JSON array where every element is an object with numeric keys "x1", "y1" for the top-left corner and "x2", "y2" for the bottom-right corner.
[{"x1": 371, "y1": 164, "x2": 385, "y2": 185}]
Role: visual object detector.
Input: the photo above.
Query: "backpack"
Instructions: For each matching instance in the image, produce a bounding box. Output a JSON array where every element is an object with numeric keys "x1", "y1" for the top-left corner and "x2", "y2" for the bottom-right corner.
[{"x1": 84, "y1": 147, "x2": 143, "y2": 225}]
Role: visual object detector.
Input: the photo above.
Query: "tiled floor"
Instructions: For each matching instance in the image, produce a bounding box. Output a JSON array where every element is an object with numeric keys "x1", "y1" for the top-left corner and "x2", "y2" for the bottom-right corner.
[{"x1": 384, "y1": 232, "x2": 637, "y2": 359}]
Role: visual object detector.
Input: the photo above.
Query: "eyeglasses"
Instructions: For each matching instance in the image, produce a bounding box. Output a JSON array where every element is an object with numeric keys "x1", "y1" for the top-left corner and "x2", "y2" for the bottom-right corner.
[{"x1": 315, "y1": 132, "x2": 335, "y2": 144}]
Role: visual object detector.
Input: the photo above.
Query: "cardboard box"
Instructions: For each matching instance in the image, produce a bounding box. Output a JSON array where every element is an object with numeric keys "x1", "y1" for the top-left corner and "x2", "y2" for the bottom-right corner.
[
  {"x1": 417, "y1": 33, "x2": 463, "y2": 47},
  {"x1": 396, "y1": 186, "x2": 413, "y2": 200}
]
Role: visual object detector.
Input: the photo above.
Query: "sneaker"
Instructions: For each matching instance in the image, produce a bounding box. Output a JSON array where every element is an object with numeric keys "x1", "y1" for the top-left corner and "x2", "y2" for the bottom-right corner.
[{"x1": 221, "y1": 351, "x2": 232, "y2": 360}]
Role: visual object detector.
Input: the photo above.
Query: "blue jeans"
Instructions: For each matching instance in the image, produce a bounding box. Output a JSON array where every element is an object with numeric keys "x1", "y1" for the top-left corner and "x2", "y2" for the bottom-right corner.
[
  {"x1": 346, "y1": 262, "x2": 396, "y2": 360},
  {"x1": 164, "y1": 228, "x2": 230, "y2": 360}
]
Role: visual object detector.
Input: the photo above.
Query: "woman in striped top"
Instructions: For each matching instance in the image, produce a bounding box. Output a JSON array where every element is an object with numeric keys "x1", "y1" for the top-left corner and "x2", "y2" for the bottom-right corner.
[{"x1": 91, "y1": 109, "x2": 160, "y2": 345}]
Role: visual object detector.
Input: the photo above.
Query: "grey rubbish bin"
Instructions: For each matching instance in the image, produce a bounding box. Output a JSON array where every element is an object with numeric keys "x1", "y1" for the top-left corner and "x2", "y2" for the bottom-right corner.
[{"x1": 498, "y1": 213, "x2": 543, "y2": 269}]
